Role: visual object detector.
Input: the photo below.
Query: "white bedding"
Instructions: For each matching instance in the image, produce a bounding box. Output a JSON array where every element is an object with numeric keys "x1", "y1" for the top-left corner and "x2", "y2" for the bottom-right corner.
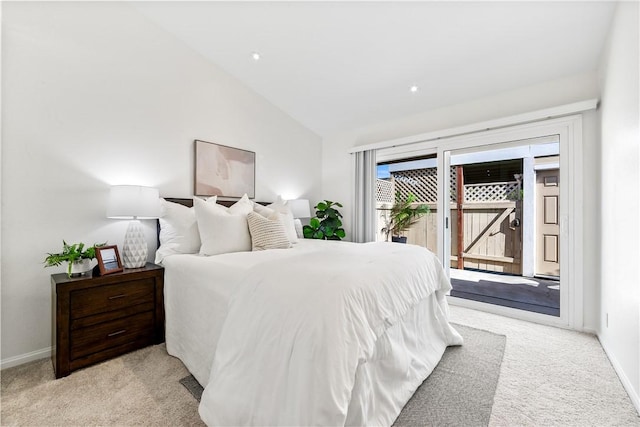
[
  {"x1": 163, "y1": 243, "x2": 294, "y2": 384},
  {"x1": 162, "y1": 240, "x2": 462, "y2": 426}
]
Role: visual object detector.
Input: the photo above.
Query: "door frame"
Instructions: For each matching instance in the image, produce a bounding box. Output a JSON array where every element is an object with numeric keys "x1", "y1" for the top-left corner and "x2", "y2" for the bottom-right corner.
[
  {"x1": 437, "y1": 115, "x2": 582, "y2": 329},
  {"x1": 375, "y1": 114, "x2": 583, "y2": 329}
]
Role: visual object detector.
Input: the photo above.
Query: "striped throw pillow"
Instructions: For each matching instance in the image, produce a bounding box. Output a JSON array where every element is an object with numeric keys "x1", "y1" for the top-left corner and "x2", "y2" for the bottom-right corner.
[{"x1": 247, "y1": 212, "x2": 292, "y2": 251}]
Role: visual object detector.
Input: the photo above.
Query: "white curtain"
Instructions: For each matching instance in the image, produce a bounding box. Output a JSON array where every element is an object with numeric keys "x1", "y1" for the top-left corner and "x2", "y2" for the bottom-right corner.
[{"x1": 352, "y1": 150, "x2": 377, "y2": 243}]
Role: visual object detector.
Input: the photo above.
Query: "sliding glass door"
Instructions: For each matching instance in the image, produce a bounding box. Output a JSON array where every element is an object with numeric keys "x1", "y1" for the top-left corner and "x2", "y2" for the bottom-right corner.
[
  {"x1": 370, "y1": 115, "x2": 581, "y2": 328},
  {"x1": 444, "y1": 137, "x2": 561, "y2": 317}
]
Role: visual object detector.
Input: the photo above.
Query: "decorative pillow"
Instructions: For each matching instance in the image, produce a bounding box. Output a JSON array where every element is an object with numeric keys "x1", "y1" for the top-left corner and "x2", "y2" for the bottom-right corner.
[
  {"x1": 247, "y1": 212, "x2": 292, "y2": 251},
  {"x1": 293, "y1": 218, "x2": 304, "y2": 239},
  {"x1": 194, "y1": 197, "x2": 252, "y2": 256},
  {"x1": 265, "y1": 201, "x2": 298, "y2": 244},
  {"x1": 253, "y1": 202, "x2": 273, "y2": 217},
  {"x1": 155, "y1": 197, "x2": 214, "y2": 263},
  {"x1": 200, "y1": 193, "x2": 252, "y2": 216},
  {"x1": 227, "y1": 193, "x2": 254, "y2": 216}
]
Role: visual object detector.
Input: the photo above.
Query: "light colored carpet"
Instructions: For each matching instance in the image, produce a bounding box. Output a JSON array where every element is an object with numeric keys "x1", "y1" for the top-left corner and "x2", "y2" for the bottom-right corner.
[
  {"x1": 393, "y1": 324, "x2": 504, "y2": 427},
  {"x1": 0, "y1": 344, "x2": 203, "y2": 426},
  {"x1": 449, "y1": 305, "x2": 640, "y2": 426},
  {"x1": 1, "y1": 305, "x2": 639, "y2": 426},
  {"x1": 178, "y1": 324, "x2": 506, "y2": 427}
]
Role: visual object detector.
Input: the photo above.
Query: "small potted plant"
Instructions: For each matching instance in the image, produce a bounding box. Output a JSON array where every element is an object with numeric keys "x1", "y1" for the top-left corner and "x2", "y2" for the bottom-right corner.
[
  {"x1": 44, "y1": 241, "x2": 105, "y2": 277},
  {"x1": 381, "y1": 192, "x2": 430, "y2": 243},
  {"x1": 303, "y1": 200, "x2": 346, "y2": 240}
]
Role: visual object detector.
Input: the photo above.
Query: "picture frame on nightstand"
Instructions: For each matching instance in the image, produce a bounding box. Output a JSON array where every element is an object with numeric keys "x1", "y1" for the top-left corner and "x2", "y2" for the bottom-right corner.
[{"x1": 95, "y1": 245, "x2": 123, "y2": 275}]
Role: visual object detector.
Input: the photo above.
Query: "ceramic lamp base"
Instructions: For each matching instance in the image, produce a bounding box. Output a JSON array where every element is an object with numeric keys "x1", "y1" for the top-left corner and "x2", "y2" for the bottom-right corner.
[{"x1": 123, "y1": 220, "x2": 147, "y2": 268}]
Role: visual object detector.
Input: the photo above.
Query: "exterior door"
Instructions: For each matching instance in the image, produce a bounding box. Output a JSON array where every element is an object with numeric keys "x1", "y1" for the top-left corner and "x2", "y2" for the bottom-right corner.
[{"x1": 535, "y1": 169, "x2": 560, "y2": 277}]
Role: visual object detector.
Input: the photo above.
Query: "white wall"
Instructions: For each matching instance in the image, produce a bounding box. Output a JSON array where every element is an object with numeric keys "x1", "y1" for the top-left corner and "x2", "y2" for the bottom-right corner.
[
  {"x1": 322, "y1": 73, "x2": 601, "y2": 331},
  {"x1": 1, "y1": 2, "x2": 321, "y2": 364},
  {"x1": 323, "y1": 72, "x2": 599, "y2": 231},
  {"x1": 597, "y1": 1, "x2": 640, "y2": 411}
]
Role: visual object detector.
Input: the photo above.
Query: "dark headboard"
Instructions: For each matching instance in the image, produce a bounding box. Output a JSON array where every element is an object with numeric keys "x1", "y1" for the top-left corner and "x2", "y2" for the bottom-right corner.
[
  {"x1": 164, "y1": 197, "x2": 194, "y2": 208},
  {"x1": 156, "y1": 198, "x2": 269, "y2": 247},
  {"x1": 162, "y1": 197, "x2": 269, "y2": 209}
]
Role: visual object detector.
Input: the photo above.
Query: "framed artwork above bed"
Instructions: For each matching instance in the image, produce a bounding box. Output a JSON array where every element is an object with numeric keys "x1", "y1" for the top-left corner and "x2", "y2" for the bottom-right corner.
[{"x1": 194, "y1": 139, "x2": 255, "y2": 198}]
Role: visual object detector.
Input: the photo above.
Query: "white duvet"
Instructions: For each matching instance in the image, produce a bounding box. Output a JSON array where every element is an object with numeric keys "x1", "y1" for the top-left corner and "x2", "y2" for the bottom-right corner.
[{"x1": 178, "y1": 240, "x2": 463, "y2": 426}]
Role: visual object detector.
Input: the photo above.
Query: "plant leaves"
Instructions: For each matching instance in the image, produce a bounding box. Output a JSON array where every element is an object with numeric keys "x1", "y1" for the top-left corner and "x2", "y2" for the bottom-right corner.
[
  {"x1": 303, "y1": 226, "x2": 314, "y2": 238},
  {"x1": 44, "y1": 241, "x2": 107, "y2": 271},
  {"x1": 307, "y1": 199, "x2": 346, "y2": 240},
  {"x1": 387, "y1": 192, "x2": 430, "y2": 235}
]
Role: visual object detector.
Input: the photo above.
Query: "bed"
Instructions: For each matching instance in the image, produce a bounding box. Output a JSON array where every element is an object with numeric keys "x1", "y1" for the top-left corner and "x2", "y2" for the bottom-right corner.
[{"x1": 157, "y1": 197, "x2": 463, "y2": 426}]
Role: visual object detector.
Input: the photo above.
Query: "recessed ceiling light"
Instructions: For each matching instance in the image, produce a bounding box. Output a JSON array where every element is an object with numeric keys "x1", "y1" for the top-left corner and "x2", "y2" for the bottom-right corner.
[
  {"x1": 410, "y1": 85, "x2": 419, "y2": 93},
  {"x1": 252, "y1": 52, "x2": 261, "y2": 61}
]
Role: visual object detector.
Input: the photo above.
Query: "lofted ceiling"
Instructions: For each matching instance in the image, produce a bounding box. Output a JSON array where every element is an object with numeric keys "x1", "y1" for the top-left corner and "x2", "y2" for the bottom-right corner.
[{"x1": 135, "y1": 1, "x2": 615, "y2": 136}]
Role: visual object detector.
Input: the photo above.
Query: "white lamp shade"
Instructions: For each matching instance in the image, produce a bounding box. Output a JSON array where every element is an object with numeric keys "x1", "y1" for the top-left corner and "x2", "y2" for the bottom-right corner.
[
  {"x1": 288, "y1": 199, "x2": 311, "y2": 219},
  {"x1": 107, "y1": 185, "x2": 160, "y2": 219}
]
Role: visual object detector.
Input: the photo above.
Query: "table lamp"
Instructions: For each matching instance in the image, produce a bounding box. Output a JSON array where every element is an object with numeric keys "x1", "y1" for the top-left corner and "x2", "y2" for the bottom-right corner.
[
  {"x1": 107, "y1": 185, "x2": 160, "y2": 268},
  {"x1": 288, "y1": 199, "x2": 311, "y2": 219}
]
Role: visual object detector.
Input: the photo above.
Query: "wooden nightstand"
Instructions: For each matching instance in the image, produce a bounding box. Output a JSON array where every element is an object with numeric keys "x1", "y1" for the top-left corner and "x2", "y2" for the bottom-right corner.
[{"x1": 51, "y1": 263, "x2": 164, "y2": 378}]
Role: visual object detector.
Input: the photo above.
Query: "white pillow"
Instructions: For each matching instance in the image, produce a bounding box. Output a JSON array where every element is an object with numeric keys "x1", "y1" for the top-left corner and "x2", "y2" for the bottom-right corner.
[
  {"x1": 253, "y1": 202, "x2": 273, "y2": 217},
  {"x1": 194, "y1": 196, "x2": 252, "y2": 256},
  {"x1": 227, "y1": 194, "x2": 254, "y2": 215},
  {"x1": 155, "y1": 198, "x2": 214, "y2": 263},
  {"x1": 257, "y1": 201, "x2": 298, "y2": 244},
  {"x1": 294, "y1": 218, "x2": 304, "y2": 239},
  {"x1": 247, "y1": 212, "x2": 292, "y2": 251}
]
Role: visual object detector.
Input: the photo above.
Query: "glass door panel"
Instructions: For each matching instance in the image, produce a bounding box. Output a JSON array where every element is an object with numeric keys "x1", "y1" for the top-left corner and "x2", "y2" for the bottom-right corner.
[
  {"x1": 445, "y1": 139, "x2": 561, "y2": 317},
  {"x1": 375, "y1": 153, "x2": 440, "y2": 259}
]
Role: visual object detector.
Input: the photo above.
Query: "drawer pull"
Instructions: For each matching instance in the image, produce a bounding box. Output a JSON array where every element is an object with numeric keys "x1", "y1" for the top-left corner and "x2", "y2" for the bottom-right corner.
[
  {"x1": 107, "y1": 329, "x2": 126, "y2": 337},
  {"x1": 108, "y1": 294, "x2": 127, "y2": 300}
]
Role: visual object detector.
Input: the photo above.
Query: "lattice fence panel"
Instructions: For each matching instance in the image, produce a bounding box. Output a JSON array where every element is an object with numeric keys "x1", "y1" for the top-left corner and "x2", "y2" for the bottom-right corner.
[
  {"x1": 376, "y1": 179, "x2": 395, "y2": 203},
  {"x1": 390, "y1": 167, "x2": 457, "y2": 203},
  {"x1": 391, "y1": 168, "x2": 438, "y2": 203},
  {"x1": 450, "y1": 167, "x2": 457, "y2": 203},
  {"x1": 465, "y1": 181, "x2": 520, "y2": 202},
  {"x1": 388, "y1": 167, "x2": 520, "y2": 203}
]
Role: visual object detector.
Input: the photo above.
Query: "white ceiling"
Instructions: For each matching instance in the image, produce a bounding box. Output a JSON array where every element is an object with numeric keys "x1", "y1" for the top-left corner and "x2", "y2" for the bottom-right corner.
[{"x1": 135, "y1": 1, "x2": 615, "y2": 136}]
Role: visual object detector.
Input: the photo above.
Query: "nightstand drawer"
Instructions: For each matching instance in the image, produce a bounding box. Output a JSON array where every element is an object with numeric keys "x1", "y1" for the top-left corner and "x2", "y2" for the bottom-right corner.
[
  {"x1": 52, "y1": 263, "x2": 164, "y2": 378},
  {"x1": 70, "y1": 311, "x2": 154, "y2": 360},
  {"x1": 70, "y1": 279, "x2": 155, "y2": 319}
]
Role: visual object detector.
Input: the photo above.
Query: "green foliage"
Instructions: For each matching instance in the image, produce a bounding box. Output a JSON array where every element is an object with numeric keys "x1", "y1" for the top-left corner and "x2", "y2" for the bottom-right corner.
[
  {"x1": 303, "y1": 200, "x2": 346, "y2": 240},
  {"x1": 381, "y1": 192, "x2": 430, "y2": 241},
  {"x1": 44, "y1": 241, "x2": 106, "y2": 277},
  {"x1": 506, "y1": 188, "x2": 524, "y2": 201}
]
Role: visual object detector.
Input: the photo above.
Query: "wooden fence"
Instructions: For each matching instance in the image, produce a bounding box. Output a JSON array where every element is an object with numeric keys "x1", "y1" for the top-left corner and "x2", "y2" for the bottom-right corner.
[{"x1": 377, "y1": 201, "x2": 522, "y2": 274}]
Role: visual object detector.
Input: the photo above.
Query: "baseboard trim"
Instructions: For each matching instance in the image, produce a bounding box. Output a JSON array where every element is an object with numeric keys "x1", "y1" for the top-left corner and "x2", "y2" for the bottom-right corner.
[
  {"x1": 598, "y1": 335, "x2": 640, "y2": 416},
  {"x1": 1, "y1": 347, "x2": 51, "y2": 370}
]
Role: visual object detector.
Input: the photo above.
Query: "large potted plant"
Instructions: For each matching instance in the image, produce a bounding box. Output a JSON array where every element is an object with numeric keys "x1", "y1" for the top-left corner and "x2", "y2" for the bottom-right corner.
[
  {"x1": 303, "y1": 200, "x2": 346, "y2": 240},
  {"x1": 44, "y1": 241, "x2": 105, "y2": 277},
  {"x1": 381, "y1": 192, "x2": 430, "y2": 243}
]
